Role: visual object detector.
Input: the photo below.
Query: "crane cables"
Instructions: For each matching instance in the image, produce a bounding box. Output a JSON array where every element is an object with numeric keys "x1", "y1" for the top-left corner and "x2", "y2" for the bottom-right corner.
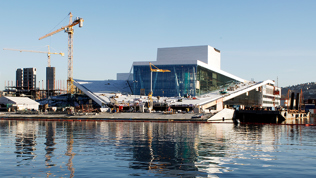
[{"x1": 46, "y1": 14, "x2": 69, "y2": 35}]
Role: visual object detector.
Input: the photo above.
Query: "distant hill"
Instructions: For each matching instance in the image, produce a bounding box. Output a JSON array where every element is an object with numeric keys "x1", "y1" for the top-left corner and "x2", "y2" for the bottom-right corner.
[{"x1": 281, "y1": 82, "x2": 316, "y2": 100}]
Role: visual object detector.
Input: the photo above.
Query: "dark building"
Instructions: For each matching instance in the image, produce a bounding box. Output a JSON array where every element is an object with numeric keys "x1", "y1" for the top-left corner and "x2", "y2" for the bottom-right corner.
[
  {"x1": 16, "y1": 68, "x2": 23, "y2": 89},
  {"x1": 22, "y1": 68, "x2": 36, "y2": 90},
  {"x1": 46, "y1": 67, "x2": 55, "y2": 90}
]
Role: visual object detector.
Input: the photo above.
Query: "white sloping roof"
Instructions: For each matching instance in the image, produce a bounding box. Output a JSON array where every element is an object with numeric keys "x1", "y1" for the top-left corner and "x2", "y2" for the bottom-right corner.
[
  {"x1": 74, "y1": 79, "x2": 132, "y2": 94},
  {"x1": 73, "y1": 79, "x2": 133, "y2": 106},
  {"x1": 73, "y1": 79, "x2": 275, "y2": 109},
  {"x1": 0, "y1": 96, "x2": 39, "y2": 105}
]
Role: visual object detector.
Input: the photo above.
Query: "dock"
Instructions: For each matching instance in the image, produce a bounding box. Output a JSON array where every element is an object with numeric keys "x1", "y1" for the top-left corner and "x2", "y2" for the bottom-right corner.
[{"x1": 0, "y1": 112, "x2": 212, "y2": 122}]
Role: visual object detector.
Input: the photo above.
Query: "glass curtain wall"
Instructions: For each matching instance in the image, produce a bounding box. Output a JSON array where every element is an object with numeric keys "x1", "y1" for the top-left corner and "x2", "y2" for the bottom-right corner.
[
  {"x1": 133, "y1": 65, "x2": 239, "y2": 97},
  {"x1": 133, "y1": 65, "x2": 196, "y2": 97},
  {"x1": 196, "y1": 66, "x2": 238, "y2": 96}
]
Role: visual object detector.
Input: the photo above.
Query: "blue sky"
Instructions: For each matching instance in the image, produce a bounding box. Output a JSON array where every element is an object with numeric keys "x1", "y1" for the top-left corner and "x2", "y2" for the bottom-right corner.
[{"x1": 1, "y1": 0, "x2": 315, "y2": 90}]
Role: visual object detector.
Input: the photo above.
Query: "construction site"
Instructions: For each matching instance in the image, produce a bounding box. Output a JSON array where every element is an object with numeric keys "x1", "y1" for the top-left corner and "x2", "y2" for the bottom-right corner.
[
  {"x1": 2, "y1": 12, "x2": 302, "y2": 124},
  {"x1": 2, "y1": 12, "x2": 83, "y2": 100}
]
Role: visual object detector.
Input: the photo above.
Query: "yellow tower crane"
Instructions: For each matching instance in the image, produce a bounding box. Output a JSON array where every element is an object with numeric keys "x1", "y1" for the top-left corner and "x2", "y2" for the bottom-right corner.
[
  {"x1": 3, "y1": 45, "x2": 64, "y2": 67},
  {"x1": 39, "y1": 12, "x2": 84, "y2": 94},
  {"x1": 149, "y1": 62, "x2": 170, "y2": 96}
]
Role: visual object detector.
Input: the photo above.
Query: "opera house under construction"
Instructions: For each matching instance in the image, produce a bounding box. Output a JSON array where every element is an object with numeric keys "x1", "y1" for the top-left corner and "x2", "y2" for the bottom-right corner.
[{"x1": 74, "y1": 45, "x2": 281, "y2": 112}]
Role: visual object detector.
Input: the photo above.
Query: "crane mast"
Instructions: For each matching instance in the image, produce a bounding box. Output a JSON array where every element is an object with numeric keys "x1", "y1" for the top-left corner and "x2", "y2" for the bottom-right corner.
[
  {"x1": 66, "y1": 13, "x2": 74, "y2": 94},
  {"x1": 39, "y1": 12, "x2": 83, "y2": 94}
]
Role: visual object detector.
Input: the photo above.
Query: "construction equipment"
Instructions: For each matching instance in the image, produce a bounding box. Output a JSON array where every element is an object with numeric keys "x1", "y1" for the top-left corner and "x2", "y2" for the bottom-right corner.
[
  {"x1": 149, "y1": 62, "x2": 170, "y2": 95},
  {"x1": 3, "y1": 45, "x2": 64, "y2": 67},
  {"x1": 39, "y1": 12, "x2": 84, "y2": 94}
]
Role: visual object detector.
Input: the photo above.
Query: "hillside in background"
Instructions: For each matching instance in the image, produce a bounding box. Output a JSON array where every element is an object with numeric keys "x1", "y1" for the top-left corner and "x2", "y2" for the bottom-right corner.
[{"x1": 281, "y1": 82, "x2": 316, "y2": 100}]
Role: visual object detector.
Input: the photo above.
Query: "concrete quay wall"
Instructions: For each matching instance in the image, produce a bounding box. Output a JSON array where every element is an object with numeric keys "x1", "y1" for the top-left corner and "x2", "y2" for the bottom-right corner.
[{"x1": 0, "y1": 112, "x2": 208, "y2": 122}]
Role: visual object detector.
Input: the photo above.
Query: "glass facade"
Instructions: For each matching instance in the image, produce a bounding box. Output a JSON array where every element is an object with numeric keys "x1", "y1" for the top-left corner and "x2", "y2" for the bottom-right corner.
[
  {"x1": 196, "y1": 66, "x2": 237, "y2": 96},
  {"x1": 132, "y1": 64, "x2": 238, "y2": 97}
]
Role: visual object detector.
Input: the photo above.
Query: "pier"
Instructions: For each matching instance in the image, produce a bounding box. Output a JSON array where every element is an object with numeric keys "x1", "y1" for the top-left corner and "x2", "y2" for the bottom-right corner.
[{"x1": 0, "y1": 112, "x2": 212, "y2": 122}]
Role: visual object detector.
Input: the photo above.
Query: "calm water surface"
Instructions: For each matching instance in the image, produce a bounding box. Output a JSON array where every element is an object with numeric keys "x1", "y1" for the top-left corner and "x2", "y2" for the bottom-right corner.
[{"x1": 0, "y1": 118, "x2": 316, "y2": 177}]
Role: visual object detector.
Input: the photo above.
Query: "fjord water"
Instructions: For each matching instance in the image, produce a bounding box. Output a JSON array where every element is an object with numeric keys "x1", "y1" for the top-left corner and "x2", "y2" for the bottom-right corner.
[{"x1": 0, "y1": 119, "x2": 316, "y2": 177}]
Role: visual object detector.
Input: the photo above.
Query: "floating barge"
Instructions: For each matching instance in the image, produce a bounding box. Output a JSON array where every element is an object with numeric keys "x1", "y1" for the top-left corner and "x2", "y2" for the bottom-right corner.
[{"x1": 235, "y1": 109, "x2": 310, "y2": 124}]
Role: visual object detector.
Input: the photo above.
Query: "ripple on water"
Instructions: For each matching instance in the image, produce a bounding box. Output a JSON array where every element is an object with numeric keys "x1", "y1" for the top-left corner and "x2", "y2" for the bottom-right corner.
[{"x1": 0, "y1": 120, "x2": 316, "y2": 177}]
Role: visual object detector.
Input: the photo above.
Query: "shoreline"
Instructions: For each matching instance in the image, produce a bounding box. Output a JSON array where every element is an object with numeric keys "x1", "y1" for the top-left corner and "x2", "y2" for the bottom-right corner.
[
  {"x1": 0, "y1": 112, "x2": 212, "y2": 122},
  {"x1": 1, "y1": 112, "x2": 315, "y2": 126}
]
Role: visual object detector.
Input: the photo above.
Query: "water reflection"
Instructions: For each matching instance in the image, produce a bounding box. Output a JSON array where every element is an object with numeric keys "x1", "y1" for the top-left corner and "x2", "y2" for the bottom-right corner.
[
  {"x1": 282, "y1": 116, "x2": 312, "y2": 124},
  {"x1": 129, "y1": 123, "x2": 204, "y2": 177},
  {"x1": 0, "y1": 119, "x2": 315, "y2": 177},
  {"x1": 66, "y1": 122, "x2": 75, "y2": 178},
  {"x1": 44, "y1": 122, "x2": 56, "y2": 167},
  {"x1": 14, "y1": 121, "x2": 37, "y2": 166}
]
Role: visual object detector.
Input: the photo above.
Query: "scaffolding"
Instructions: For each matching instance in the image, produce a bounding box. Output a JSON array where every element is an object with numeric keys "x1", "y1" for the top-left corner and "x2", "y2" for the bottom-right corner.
[{"x1": 3, "y1": 81, "x2": 67, "y2": 100}]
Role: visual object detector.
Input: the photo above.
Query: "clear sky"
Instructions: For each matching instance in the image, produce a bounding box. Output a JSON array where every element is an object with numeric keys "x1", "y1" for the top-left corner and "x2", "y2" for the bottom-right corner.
[{"x1": 1, "y1": 0, "x2": 315, "y2": 90}]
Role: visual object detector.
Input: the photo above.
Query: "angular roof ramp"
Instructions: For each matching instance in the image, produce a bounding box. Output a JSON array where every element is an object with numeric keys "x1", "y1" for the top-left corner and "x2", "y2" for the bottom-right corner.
[
  {"x1": 198, "y1": 80, "x2": 277, "y2": 109},
  {"x1": 73, "y1": 79, "x2": 132, "y2": 107}
]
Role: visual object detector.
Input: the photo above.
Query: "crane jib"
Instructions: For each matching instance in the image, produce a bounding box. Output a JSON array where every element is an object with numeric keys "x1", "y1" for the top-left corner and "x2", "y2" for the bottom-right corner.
[{"x1": 38, "y1": 18, "x2": 84, "y2": 40}]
